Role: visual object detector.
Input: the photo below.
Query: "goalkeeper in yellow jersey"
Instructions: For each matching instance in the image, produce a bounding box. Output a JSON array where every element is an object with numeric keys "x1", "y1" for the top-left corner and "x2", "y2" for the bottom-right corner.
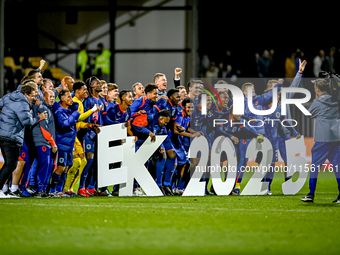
[{"x1": 63, "y1": 81, "x2": 100, "y2": 197}]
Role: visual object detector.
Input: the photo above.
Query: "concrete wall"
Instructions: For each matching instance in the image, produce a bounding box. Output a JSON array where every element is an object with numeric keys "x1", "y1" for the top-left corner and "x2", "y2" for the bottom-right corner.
[{"x1": 39, "y1": 0, "x2": 186, "y2": 90}]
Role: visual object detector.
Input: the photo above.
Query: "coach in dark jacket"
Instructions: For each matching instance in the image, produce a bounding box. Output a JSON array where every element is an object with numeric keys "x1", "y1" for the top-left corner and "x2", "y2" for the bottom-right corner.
[{"x1": 0, "y1": 85, "x2": 48, "y2": 195}]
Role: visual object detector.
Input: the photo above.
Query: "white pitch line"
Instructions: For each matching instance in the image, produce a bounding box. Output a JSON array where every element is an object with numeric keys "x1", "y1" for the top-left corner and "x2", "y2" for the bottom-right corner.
[{"x1": 0, "y1": 202, "x2": 337, "y2": 213}]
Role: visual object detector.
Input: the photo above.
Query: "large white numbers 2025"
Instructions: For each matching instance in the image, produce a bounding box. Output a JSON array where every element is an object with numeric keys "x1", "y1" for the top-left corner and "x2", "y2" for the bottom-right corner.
[
  {"x1": 210, "y1": 136, "x2": 238, "y2": 195},
  {"x1": 241, "y1": 138, "x2": 273, "y2": 195},
  {"x1": 183, "y1": 136, "x2": 238, "y2": 196},
  {"x1": 282, "y1": 136, "x2": 307, "y2": 195}
]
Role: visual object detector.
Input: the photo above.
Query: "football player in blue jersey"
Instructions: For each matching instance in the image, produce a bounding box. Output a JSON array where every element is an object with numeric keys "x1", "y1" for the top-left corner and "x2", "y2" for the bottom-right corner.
[
  {"x1": 99, "y1": 80, "x2": 108, "y2": 106},
  {"x1": 102, "y1": 90, "x2": 133, "y2": 195},
  {"x1": 231, "y1": 80, "x2": 282, "y2": 195},
  {"x1": 264, "y1": 61, "x2": 306, "y2": 184},
  {"x1": 262, "y1": 103, "x2": 284, "y2": 195},
  {"x1": 215, "y1": 80, "x2": 233, "y2": 107},
  {"x1": 102, "y1": 83, "x2": 119, "y2": 111},
  {"x1": 191, "y1": 93, "x2": 217, "y2": 195},
  {"x1": 187, "y1": 80, "x2": 203, "y2": 104},
  {"x1": 131, "y1": 108, "x2": 175, "y2": 195},
  {"x1": 153, "y1": 89, "x2": 184, "y2": 195},
  {"x1": 262, "y1": 81, "x2": 302, "y2": 195},
  {"x1": 129, "y1": 83, "x2": 159, "y2": 195},
  {"x1": 226, "y1": 106, "x2": 264, "y2": 195},
  {"x1": 242, "y1": 80, "x2": 282, "y2": 135},
  {"x1": 172, "y1": 97, "x2": 203, "y2": 194},
  {"x1": 104, "y1": 90, "x2": 133, "y2": 125},
  {"x1": 211, "y1": 91, "x2": 230, "y2": 138},
  {"x1": 130, "y1": 83, "x2": 158, "y2": 117},
  {"x1": 153, "y1": 88, "x2": 183, "y2": 132},
  {"x1": 177, "y1": 86, "x2": 187, "y2": 104},
  {"x1": 130, "y1": 85, "x2": 174, "y2": 196},
  {"x1": 49, "y1": 89, "x2": 80, "y2": 197},
  {"x1": 78, "y1": 77, "x2": 103, "y2": 196}
]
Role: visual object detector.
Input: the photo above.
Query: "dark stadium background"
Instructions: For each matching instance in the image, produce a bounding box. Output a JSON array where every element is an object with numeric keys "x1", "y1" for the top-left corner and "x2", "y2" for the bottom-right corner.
[
  {"x1": 2, "y1": 0, "x2": 338, "y2": 86},
  {"x1": 197, "y1": 1, "x2": 339, "y2": 78}
]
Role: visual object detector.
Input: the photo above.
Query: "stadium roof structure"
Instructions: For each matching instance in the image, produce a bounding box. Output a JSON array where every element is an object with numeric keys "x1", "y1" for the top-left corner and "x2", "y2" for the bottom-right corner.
[{"x1": 0, "y1": 0, "x2": 194, "y2": 96}]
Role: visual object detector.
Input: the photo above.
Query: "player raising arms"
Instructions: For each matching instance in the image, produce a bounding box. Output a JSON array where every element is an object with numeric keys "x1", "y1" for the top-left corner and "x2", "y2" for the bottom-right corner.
[{"x1": 262, "y1": 78, "x2": 302, "y2": 195}]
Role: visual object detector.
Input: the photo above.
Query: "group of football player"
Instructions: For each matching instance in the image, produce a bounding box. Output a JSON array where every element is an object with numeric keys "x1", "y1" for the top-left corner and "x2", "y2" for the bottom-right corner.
[
  {"x1": 189, "y1": 60, "x2": 305, "y2": 196},
  {"x1": 0, "y1": 59, "x2": 309, "y2": 198}
]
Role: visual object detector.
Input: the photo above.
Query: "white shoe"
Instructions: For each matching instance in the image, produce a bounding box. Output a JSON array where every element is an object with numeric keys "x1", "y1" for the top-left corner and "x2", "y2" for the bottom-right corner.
[
  {"x1": 0, "y1": 190, "x2": 19, "y2": 198},
  {"x1": 48, "y1": 192, "x2": 61, "y2": 198},
  {"x1": 267, "y1": 190, "x2": 272, "y2": 196},
  {"x1": 172, "y1": 188, "x2": 184, "y2": 196},
  {"x1": 0, "y1": 190, "x2": 7, "y2": 198},
  {"x1": 133, "y1": 187, "x2": 144, "y2": 196},
  {"x1": 177, "y1": 189, "x2": 184, "y2": 195},
  {"x1": 57, "y1": 192, "x2": 70, "y2": 197}
]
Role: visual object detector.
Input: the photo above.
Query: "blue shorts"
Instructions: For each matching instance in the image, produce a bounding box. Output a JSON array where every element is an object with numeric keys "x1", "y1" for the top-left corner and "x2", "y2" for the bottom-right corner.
[
  {"x1": 19, "y1": 140, "x2": 29, "y2": 161},
  {"x1": 83, "y1": 138, "x2": 95, "y2": 153},
  {"x1": 135, "y1": 136, "x2": 174, "y2": 152},
  {"x1": 57, "y1": 150, "x2": 73, "y2": 166},
  {"x1": 268, "y1": 138, "x2": 279, "y2": 162},
  {"x1": 162, "y1": 136, "x2": 174, "y2": 151},
  {"x1": 174, "y1": 146, "x2": 189, "y2": 166},
  {"x1": 181, "y1": 136, "x2": 190, "y2": 152}
]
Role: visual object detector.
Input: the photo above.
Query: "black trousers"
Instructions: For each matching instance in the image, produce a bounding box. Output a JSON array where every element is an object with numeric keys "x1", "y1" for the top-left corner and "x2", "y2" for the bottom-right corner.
[{"x1": 0, "y1": 138, "x2": 22, "y2": 189}]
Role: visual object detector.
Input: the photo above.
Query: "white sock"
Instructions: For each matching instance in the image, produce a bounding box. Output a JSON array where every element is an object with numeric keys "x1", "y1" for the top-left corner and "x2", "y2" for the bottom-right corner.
[
  {"x1": 2, "y1": 184, "x2": 9, "y2": 193},
  {"x1": 10, "y1": 185, "x2": 18, "y2": 192}
]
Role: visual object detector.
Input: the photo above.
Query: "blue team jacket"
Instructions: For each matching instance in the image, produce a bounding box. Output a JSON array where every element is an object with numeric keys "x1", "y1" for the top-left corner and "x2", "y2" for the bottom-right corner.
[
  {"x1": 0, "y1": 91, "x2": 37, "y2": 146},
  {"x1": 226, "y1": 114, "x2": 259, "y2": 140},
  {"x1": 83, "y1": 96, "x2": 104, "y2": 140},
  {"x1": 32, "y1": 102, "x2": 56, "y2": 148},
  {"x1": 130, "y1": 96, "x2": 155, "y2": 116},
  {"x1": 53, "y1": 102, "x2": 80, "y2": 152},
  {"x1": 172, "y1": 109, "x2": 191, "y2": 149},
  {"x1": 153, "y1": 98, "x2": 182, "y2": 133},
  {"x1": 104, "y1": 103, "x2": 131, "y2": 125}
]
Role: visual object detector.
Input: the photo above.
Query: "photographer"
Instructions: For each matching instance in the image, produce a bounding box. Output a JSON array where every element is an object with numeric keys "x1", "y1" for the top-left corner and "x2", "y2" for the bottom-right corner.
[{"x1": 301, "y1": 79, "x2": 340, "y2": 203}]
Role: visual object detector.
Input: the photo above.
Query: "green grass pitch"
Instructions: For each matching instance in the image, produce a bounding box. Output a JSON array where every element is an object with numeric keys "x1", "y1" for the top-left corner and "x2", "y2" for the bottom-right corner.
[{"x1": 0, "y1": 171, "x2": 339, "y2": 255}]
